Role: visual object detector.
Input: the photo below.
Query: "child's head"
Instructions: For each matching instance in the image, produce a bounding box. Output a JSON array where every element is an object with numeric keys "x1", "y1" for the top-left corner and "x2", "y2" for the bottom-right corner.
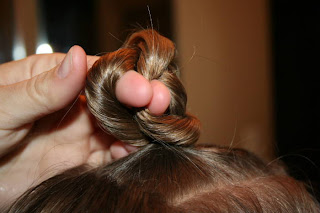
[{"x1": 7, "y1": 30, "x2": 320, "y2": 212}]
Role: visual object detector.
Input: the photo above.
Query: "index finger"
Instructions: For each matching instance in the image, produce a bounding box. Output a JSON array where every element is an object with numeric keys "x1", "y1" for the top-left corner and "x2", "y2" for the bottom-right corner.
[{"x1": 0, "y1": 53, "x2": 99, "y2": 85}]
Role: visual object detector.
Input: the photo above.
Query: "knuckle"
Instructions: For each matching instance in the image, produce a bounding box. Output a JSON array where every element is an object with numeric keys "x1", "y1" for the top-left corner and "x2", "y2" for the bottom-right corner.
[
  {"x1": 25, "y1": 53, "x2": 64, "y2": 78},
  {"x1": 25, "y1": 54, "x2": 40, "y2": 78},
  {"x1": 25, "y1": 73, "x2": 52, "y2": 113}
]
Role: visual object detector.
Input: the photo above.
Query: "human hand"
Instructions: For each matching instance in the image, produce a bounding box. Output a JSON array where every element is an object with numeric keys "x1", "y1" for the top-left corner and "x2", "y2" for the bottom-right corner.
[
  {"x1": 0, "y1": 46, "x2": 170, "y2": 205},
  {"x1": 0, "y1": 46, "x2": 102, "y2": 204}
]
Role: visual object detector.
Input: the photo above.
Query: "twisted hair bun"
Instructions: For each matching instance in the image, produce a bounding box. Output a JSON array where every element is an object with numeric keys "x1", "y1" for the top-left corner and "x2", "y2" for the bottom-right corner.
[{"x1": 85, "y1": 30, "x2": 200, "y2": 147}]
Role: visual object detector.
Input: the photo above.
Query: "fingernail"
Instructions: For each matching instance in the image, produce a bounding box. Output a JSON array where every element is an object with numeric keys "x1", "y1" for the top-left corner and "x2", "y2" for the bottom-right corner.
[
  {"x1": 124, "y1": 144, "x2": 138, "y2": 152},
  {"x1": 110, "y1": 142, "x2": 129, "y2": 159},
  {"x1": 57, "y1": 48, "x2": 73, "y2": 79}
]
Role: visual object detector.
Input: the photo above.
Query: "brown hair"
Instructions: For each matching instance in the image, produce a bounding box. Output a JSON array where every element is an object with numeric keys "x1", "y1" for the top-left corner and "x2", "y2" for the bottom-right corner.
[
  {"x1": 6, "y1": 30, "x2": 320, "y2": 212},
  {"x1": 85, "y1": 29, "x2": 200, "y2": 146}
]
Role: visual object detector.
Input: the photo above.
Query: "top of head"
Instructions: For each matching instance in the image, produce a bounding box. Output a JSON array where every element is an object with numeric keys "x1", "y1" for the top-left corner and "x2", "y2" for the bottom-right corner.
[{"x1": 85, "y1": 30, "x2": 200, "y2": 147}]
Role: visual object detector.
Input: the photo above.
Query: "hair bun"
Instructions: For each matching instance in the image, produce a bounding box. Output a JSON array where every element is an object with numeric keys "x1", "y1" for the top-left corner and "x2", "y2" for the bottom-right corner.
[{"x1": 85, "y1": 30, "x2": 200, "y2": 147}]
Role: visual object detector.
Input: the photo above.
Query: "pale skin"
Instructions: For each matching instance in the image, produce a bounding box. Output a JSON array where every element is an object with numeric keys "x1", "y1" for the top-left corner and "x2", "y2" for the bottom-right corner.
[{"x1": 0, "y1": 46, "x2": 170, "y2": 205}]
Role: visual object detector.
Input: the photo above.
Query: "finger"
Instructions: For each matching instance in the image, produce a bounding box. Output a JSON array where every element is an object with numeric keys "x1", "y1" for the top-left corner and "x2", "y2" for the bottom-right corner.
[
  {"x1": 147, "y1": 80, "x2": 171, "y2": 115},
  {"x1": 0, "y1": 52, "x2": 99, "y2": 86},
  {"x1": 115, "y1": 70, "x2": 171, "y2": 115},
  {"x1": 110, "y1": 141, "x2": 138, "y2": 159},
  {"x1": 0, "y1": 45, "x2": 87, "y2": 129},
  {"x1": 0, "y1": 53, "x2": 65, "y2": 86},
  {"x1": 87, "y1": 56, "x2": 99, "y2": 70},
  {"x1": 115, "y1": 70, "x2": 153, "y2": 107}
]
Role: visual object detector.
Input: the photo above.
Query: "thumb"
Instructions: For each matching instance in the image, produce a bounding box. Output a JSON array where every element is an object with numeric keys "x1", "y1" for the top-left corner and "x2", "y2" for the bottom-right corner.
[{"x1": 0, "y1": 45, "x2": 87, "y2": 129}]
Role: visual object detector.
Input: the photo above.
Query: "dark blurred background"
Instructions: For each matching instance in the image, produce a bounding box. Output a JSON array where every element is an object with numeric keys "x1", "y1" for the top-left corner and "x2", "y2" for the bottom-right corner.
[
  {"x1": 271, "y1": 0, "x2": 320, "y2": 199},
  {"x1": 0, "y1": 0, "x2": 319, "y2": 200}
]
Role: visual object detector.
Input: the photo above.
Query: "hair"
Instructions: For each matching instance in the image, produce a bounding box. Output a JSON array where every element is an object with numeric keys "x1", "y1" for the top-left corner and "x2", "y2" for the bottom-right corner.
[{"x1": 6, "y1": 30, "x2": 320, "y2": 212}]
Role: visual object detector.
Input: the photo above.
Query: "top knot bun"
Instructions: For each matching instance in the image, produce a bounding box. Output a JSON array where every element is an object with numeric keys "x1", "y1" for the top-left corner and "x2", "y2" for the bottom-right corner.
[{"x1": 85, "y1": 30, "x2": 200, "y2": 147}]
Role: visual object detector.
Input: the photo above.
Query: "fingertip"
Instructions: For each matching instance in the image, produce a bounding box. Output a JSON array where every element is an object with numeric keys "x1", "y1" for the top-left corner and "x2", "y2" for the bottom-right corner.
[
  {"x1": 64, "y1": 45, "x2": 87, "y2": 85},
  {"x1": 123, "y1": 144, "x2": 138, "y2": 152},
  {"x1": 51, "y1": 45, "x2": 88, "y2": 109},
  {"x1": 71, "y1": 45, "x2": 86, "y2": 54},
  {"x1": 70, "y1": 45, "x2": 87, "y2": 76},
  {"x1": 110, "y1": 141, "x2": 130, "y2": 159},
  {"x1": 115, "y1": 70, "x2": 153, "y2": 108},
  {"x1": 148, "y1": 80, "x2": 171, "y2": 116}
]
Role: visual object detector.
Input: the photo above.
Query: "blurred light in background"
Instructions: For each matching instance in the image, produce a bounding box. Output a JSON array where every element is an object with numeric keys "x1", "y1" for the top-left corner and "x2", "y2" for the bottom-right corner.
[
  {"x1": 36, "y1": 43, "x2": 53, "y2": 54},
  {"x1": 12, "y1": 42, "x2": 26, "y2": 60}
]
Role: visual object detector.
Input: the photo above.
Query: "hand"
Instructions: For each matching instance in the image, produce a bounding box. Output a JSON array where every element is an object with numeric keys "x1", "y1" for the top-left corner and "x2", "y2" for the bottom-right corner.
[
  {"x1": 0, "y1": 46, "x2": 171, "y2": 205},
  {"x1": 0, "y1": 46, "x2": 101, "y2": 204}
]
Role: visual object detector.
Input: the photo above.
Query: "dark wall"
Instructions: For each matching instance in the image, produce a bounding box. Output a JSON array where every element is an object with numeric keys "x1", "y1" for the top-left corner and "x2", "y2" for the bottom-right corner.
[
  {"x1": 41, "y1": 0, "x2": 173, "y2": 55},
  {"x1": 0, "y1": 0, "x2": 14, "y2": 63},
  {"x1": 271, "y1": 0, "x2": 320, "y2": 199}
]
